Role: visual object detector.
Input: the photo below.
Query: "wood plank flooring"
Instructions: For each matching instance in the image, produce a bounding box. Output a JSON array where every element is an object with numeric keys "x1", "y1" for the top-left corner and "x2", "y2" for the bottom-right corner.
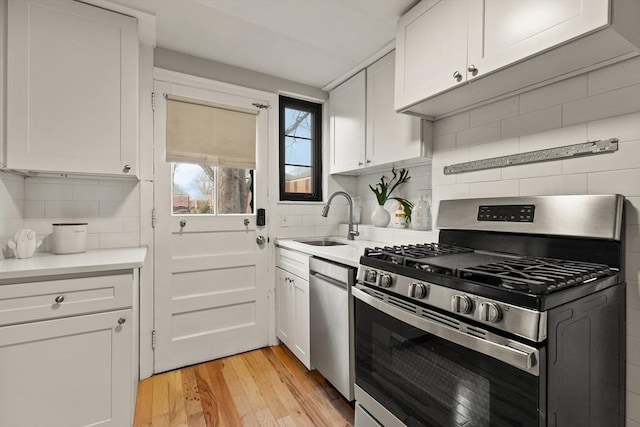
[{"x1": 134, "y1": 345, "x2": 355, "y2": 427}]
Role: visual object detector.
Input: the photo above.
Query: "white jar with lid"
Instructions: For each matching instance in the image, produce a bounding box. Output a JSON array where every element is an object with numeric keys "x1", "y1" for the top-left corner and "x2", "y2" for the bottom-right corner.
[{"x1": 411, "y1": 196, "x2": 431, "y2": 231}]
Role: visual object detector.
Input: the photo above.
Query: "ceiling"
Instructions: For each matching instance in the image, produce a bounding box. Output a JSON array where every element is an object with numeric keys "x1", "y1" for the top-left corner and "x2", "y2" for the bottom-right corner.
[{"x1": 109, "y1": 0, "x2": 418, "y2": 88}]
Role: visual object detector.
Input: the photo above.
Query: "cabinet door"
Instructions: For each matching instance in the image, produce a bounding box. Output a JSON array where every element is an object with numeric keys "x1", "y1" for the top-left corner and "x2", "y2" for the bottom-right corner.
[
  {"x1": 276, "y1": 268, "x2": 293, "y2": 345},
  {"x1": 330, "y1": 70, "x2": 366, "y2": 174},
  {"x1": 0, "y1": 309, "x2": 132, "y2": 427},
  {"x1": 7, "y1": 0, "x2": 138, "y2": 177},
  {"x1": 395, "y1": 0, "x2": 468, "y2": 112},
  {"x1": 366, "y1": 51, "x2": 423, "y2": 167},
  {"x1": 467, "y1": 0, "x2": 609, "y2": 80},
  {"x1": 292, "y1": 276, "x2": 310, "y2": 369}
]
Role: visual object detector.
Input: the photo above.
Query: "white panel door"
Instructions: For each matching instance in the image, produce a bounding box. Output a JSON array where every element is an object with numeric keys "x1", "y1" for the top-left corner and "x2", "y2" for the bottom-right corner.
[
  {"x1": 467, "y1": 0, "x2": 610, "y2": 80},
  {"x1": 6, "y1": 0, "x2": 138, "y2": 176},
  {"x1": 0, "y1": 310, "x2": 132, "y2": 427},
  {"x1": 329, "y1": 70, "x2": 366, "y2": 174},
  {"x1": 395, "y1": 0, "x2": 468, "y2": 111},
  {"x1": 153, "y1": 80, "x2": 270, "y2": 373},
  {"x1": 366, "y1": 51, "x2": 422, "y2": 167}
]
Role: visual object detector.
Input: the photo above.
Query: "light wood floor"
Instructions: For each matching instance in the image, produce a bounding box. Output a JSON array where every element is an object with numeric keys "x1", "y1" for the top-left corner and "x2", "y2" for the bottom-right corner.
[{"x1": 133, "y1": 345, "x2": 355, "y2": 427}]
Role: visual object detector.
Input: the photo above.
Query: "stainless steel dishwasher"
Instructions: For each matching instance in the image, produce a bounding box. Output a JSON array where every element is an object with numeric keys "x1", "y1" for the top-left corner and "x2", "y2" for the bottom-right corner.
[{"x1": 309, "y1": 257, "x2": 356, "y2": 401}]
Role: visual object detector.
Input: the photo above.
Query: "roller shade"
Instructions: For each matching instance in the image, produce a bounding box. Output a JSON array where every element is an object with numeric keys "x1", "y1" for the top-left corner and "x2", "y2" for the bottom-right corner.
[{"x1": 165, "y1": 95, "x2": 258, "y2": 169}]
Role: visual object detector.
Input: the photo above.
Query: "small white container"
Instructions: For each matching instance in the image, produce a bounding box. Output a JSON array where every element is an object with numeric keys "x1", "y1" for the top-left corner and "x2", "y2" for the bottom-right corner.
[{"x1": 52, "y1": 223, "x2": 88, "y2": 254}]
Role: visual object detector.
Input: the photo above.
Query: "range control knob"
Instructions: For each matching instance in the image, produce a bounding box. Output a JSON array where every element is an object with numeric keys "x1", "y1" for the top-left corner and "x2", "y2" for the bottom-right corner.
[
  {"x1": 451, "y1": 295, "x2": 474, "y2": 314},
  {"x1": 409, "y1": 282, "x2": 428, "y2": 299},
  {"x1": 479, "y1": 302, "x2": 503, "y2": 323},
  {"x1": 364, "y1": 269, "x2": 378, "y2": 283},
  {"x1": 379, "y1": 274, "x2": 393, "y2": 288}
]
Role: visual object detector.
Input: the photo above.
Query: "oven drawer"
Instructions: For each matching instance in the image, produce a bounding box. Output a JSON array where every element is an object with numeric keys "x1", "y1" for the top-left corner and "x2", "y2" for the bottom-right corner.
[{"x1": 0, "y1": 273, "x2": 133, "y2": 326}]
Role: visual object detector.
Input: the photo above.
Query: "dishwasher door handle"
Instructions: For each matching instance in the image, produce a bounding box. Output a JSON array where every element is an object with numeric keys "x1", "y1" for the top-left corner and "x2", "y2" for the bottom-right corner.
[{"x1": 310, "y1": 271, "x2": 348, "y2": 290}]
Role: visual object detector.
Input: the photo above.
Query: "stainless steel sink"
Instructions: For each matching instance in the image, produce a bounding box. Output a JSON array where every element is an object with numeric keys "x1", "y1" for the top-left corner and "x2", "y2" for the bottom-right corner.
[{"x1": 295, "y1": 239, "x2": 347, "y2": 247}]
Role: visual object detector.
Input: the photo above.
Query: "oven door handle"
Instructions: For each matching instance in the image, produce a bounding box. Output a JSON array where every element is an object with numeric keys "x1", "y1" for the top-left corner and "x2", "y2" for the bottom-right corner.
[{"x1": 353, "y1": 287, "x2": 539, "y2": 375}]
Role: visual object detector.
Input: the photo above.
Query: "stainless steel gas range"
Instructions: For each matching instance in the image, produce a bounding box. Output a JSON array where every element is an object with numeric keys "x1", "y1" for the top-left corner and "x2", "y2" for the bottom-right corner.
[{"x1": 353, "y1": 195, "x2": 625, "y2": 427}]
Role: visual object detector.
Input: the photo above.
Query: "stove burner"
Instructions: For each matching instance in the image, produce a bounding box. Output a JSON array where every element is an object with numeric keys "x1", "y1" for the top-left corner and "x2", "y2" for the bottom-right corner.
[
  {"x1": 459, "y1": 258, "x2": 613, "y2": 294},
  {"x1": 364, "y1": 243, "x2": 473, "y2": 268}
]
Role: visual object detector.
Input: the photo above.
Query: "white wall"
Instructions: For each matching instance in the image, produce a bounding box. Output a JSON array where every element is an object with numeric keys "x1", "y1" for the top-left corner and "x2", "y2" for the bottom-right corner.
[{"x1": 427, "y1": 57, "x2": 640, "y2": 427}]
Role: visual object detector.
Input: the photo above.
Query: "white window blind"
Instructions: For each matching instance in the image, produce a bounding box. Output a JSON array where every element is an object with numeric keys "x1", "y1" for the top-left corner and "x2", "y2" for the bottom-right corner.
[{"x1": 165, "y1": 95, "x2": 258, "y2": 169}]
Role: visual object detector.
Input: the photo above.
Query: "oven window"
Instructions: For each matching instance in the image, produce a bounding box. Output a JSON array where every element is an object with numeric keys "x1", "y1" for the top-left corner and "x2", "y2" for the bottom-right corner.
[{"x1": 355, "y1": 298, "x2": 541, "y2": 427}]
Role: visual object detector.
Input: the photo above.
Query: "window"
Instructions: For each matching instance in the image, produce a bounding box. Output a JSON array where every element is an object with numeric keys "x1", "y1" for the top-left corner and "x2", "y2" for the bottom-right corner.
[{"x1": 279, "y1": 96, "x2": 322, "y2": 201}]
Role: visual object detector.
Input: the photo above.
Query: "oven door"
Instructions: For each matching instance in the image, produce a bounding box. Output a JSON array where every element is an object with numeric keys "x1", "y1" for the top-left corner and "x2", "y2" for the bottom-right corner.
[{"x1": 353, "y1": 286, "x2": 545, "y2": 427}]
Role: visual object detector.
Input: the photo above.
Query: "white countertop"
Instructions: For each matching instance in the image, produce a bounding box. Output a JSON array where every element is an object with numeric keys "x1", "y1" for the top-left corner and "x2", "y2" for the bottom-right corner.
[
  {"x1": 0, "y1": 247, "x2": 148, "y2": 282},
  {"x1": 275, "y1": 237, "x2": 389, "y2": 267}
]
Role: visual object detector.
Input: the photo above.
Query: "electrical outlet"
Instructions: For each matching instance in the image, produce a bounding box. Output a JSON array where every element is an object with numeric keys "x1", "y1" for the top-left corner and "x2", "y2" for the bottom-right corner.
[{"x1": 280, "y1": 215, "x2": 289, "y2": 227}]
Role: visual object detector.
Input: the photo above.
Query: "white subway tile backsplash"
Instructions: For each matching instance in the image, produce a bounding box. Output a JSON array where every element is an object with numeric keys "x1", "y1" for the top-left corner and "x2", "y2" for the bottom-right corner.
[
  {"x1": 627, "y1": 252, "x2": 640, "y2": 283},
  {"x1": 629, "y1": 307, "x2": 640, "y2": 338},
  {"x1": 433, "y1": 111, "x2": 470, "y2": 136},
  {"x1": 588, "y1": 112, "x2": 640, "y2": 143},
  {"x1": 627, "y1": 198, "x2": 640, "y2": 225},
  {"x1": 563, "y1": 140, "x2": 640, "y2": 175},
  {"x1": 588, "y1": 57, "x2": 640, "y2": 96},
  {"x1": 519, "y1": 174, "x2": 589, "y2": 196},
  {"x1": 0, "y1": 198, "x2": 22, "y2": 219},
  {"x1": 519, "y1": 74, "x2": 588, "y2": 114},
  {"x1": 456, "y1": 168, "x2": 502, "y2": 184},
  {"x1": 469, "y1": 179, "x2": 519, "y2": 198},
  {"x1": 25, "y1": 183, "x2": 73, "y2": 201},
  {"x1": 456, "y1": 121, "x2": 501, "y2": 148},
  {"x1": 518, "y1": 124, "x2": 588, "y2": 153},
  {"x1": 563, "y1": 84, "x2": 640, "y2": 126},
  {"x1": 589, "y1": 169, "x2": 640, "y2": 196},
  {"x1": 627, "y1": 391, "x2": 640, "y2": 423},
  {"x1": 628, "y1": 335, "x2": 640, "y2": 367},
  {"x1": 432, "y1": 133, "x2": 456, "y2": 153},
  {"x1": 468, "y1": 138, "x2": 519, "y2": 161},
  {"x1": 23, "y1": 201, "x2": 45, "y2": 218},
  {"x1": 45, "y1": 201, "x2": 99, "y2": 218},
  {"x1": 470, "y1": 97, "x2": 519, "y2": 127},
  {"x1": 629, "y1": 363, "x2": 640, "y2": 395},
  {"x1": 501, "y1": 160, "x2": 562, "y2": 180},
  {"x1": 99, "y1": 200, "x2": 139, "y2": 218},
  {"x1": 501, "y1": 105, "x2": 562, "y2": 139},
  {"x1": 629, "y1": 282, "x2": 640, "y2": 311},
  {"x1": 99, "y1": 232, "x2": 140, "y2": 249},
  {"x1": 123, "y1": 217, "x2": 140, "y2": 233}
]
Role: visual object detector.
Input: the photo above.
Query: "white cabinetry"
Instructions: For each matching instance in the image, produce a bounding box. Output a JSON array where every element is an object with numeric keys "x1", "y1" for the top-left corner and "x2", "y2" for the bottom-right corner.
[
  {"x1": 396, "y1": 0, "x2": 640, "y2": 117},
  {"x1": 0, "y1": 272, "x2": 136, "y2": 427},
  {"x1": 5, "y1": 0, "x2": 139, "y2": 177},
  {"x1": 275, "y1": 247, "x2": 310, "y2": 368},
  {"x1": 330, "y1": 52, "x2": 427, "y2": 175}
]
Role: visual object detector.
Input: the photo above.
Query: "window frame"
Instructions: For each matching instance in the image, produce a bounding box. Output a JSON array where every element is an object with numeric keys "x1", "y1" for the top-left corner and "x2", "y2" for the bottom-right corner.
[{"x1": 279, "y1": 95, "x2": 323, "y2": 202}]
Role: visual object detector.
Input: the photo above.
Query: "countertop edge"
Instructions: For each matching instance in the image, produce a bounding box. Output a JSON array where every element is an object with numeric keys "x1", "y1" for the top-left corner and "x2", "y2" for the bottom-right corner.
[
  {"x1": 275, "y1": 237, "x2": 387, "y2": 268},
  {"x1": 0, "y1": 247, "x2": 148, "y2": 282}
]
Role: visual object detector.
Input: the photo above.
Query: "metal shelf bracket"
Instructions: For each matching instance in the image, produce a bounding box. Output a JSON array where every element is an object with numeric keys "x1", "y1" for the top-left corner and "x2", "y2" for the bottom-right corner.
[{"x1": 444, "y1": 138, "x2": 618, "y2": 175}]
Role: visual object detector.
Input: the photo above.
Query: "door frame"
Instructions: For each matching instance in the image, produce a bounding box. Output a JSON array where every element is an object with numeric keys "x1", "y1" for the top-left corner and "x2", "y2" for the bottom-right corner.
[{"x1": 138, "y1": 68, "x2": 278, "y2": 379}]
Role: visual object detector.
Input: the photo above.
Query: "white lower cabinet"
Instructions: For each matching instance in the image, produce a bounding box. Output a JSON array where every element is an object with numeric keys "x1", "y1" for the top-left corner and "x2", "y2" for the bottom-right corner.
[
  {"x1": 275, "y1": 247, "x2": 311, "y2": 369},
  {"x1": 0, "y1": 272, "x2": 135, "y2": 427},
  {"x1": 276, "y1": 267, "x2": 310, "y2": 368}
]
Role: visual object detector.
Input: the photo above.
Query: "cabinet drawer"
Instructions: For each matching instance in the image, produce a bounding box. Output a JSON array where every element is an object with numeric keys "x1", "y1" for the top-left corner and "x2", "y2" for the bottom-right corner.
[
  {"x1": 0, "y1": 273, "x2": 133, "y2": 326},
  {"x1": 276, "y1": 248, "x2": 310, "y2": 280}
]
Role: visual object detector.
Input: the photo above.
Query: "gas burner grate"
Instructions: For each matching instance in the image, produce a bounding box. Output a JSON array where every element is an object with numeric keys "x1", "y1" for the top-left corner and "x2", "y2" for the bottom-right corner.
[
  {"x1": 459, "y1": 258, "x2": 613, "y2": 295},
  {"x1": 364, "y1": 243, "x2": 473, "y2": 266}
]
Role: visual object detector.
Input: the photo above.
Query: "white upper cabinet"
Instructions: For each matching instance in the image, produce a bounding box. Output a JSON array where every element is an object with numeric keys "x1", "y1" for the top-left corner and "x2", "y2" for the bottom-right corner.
[
  {"x1": 330, "y1": 52, "x2": 428, "y2": 175},
  {"x1": 396, "y1": 0, "x2": 640, "y2": 117},
  {"x1": 329, "y1": 70, "x2": 367, "y2": 174},
  {"x1": 6, "y1": 0, "x2": 139, "y2": 177},
  {"x1": 366, "y1": 51, "x2": 423, "y2": 168}
]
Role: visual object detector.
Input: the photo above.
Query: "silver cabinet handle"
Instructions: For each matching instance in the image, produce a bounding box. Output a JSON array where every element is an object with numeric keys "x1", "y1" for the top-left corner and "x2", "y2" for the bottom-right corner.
[
  {"x1": 123, "y1": 164, "x2": 131, "y2": 173},
  {"x1": 358, "y1": 161, "x2": 363, "y2": 166},
  {"x1": 467, "y1": 64, "x2": 478, "y2": 76},
  {"x1": 256, "y1": 235, "x2": 266, "y2": 245},
  {"x1": 54, "y1": 295, "x2": 65, "y2": 304},
  {"x1": 118, "y1": 318, "x2": 126, "y2": 325},
  {"x1": 366, "y1": 159, "x2": 371, "y2": 164},
  {"x1": 453, "y1": 71, "x2": 463, "y2": 81}
]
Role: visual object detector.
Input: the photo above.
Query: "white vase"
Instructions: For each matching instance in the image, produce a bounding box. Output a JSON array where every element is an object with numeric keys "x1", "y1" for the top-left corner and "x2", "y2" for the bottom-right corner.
[{"x1": 371, "y1": 205, "x2": 391, "y2": 227}]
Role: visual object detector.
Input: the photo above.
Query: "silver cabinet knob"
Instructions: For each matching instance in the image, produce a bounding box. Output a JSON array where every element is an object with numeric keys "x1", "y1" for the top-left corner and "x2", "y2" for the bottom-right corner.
[
  {"x1": 479, "y1": 302, "x2": 502, "y2": 323},
  {"x1": 117, "y1": 318, "x2": 126, "y2": 325},
  {"x1": 453, "y1": 71, "x2": 463, "y2": 81},
  {"x1": 366, "y1": 160, "x2": 371, "y2": 164},
  {"x1": 467, "y1": 65, "x2": 478, "y2": 76},
  {"x1": 451, "y1": 295, "x2": 473, "y2": 314},
  {"x1": 123, "y1": 164, "x2": 131, "y2": 173},
  {"x1": 358, "y1": 161, "x2": 363, "y2": 166},
  {"x1": 54, "y1": 295, "x2": 65, "y2": 304},
  {"x1": 256, "y1": 235, "x2": 266, "y2": 245},
  {"x1": 179, "y1": 219, "x2": 187, "y2": 228}
]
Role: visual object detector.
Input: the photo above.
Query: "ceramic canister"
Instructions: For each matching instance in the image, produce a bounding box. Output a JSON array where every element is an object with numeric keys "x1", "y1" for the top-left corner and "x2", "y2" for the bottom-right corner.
[{"x1": 52, "y1": 223, "x2": 88, "y2": 254}]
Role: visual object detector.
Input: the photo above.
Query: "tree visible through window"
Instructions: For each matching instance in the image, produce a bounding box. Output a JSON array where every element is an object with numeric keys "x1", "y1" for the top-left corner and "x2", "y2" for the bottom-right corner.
[{"x1": 279, "y1": 96, "x2": 322, "y2": 201}]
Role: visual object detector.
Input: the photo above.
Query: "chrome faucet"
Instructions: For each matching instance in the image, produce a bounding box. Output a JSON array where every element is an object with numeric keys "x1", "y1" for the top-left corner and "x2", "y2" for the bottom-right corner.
[{"x1": 322, "y1": 191, "x2": 359, "y2": 240}]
